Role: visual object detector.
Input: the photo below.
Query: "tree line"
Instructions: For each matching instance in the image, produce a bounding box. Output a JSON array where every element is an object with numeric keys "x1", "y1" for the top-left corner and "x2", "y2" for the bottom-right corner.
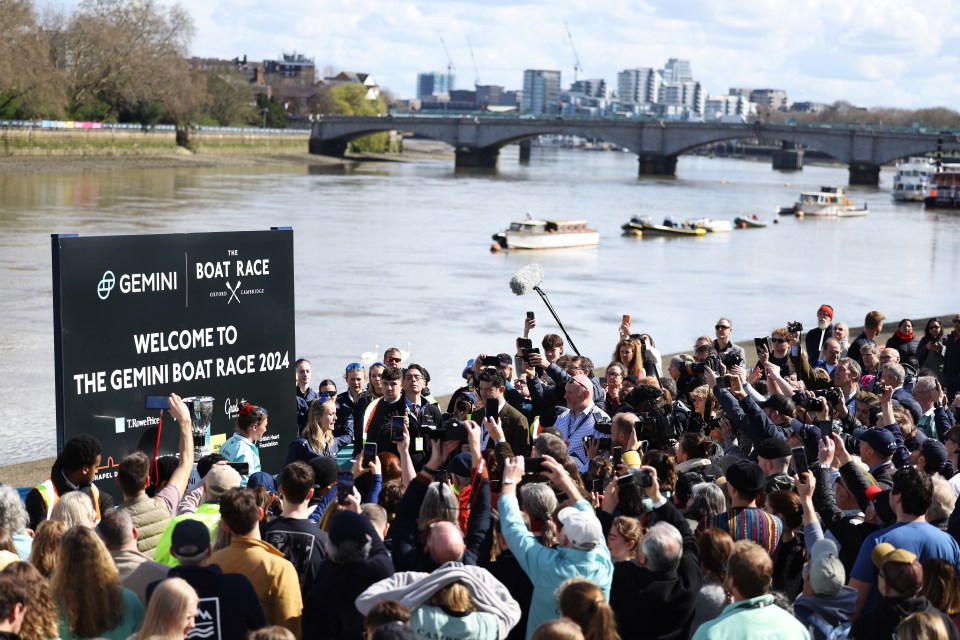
[{"x1": 0, "y1": 0, "x2": 387, "y2": 130}]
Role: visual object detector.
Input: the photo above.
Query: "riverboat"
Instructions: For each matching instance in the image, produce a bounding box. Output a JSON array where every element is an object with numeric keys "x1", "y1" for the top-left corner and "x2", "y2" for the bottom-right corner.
[
  {"x1": 492, "y1": 216, "x2": 599, "y2": 250},
  {"x1": 734, "y1": 215, "x2": 768, "y2": 229},
  {"x1": 621, "y1": 216, "x2": 707, "y2": 237},
  {"x1": 892, "y1": 157, "x2": 937, "y2": 202},
  {"x1": 794, "y1": 186, "x2": 868, "y2": 217},
  {"x1": 924, "y1": 169, "x2": 960, "y2": 209}
]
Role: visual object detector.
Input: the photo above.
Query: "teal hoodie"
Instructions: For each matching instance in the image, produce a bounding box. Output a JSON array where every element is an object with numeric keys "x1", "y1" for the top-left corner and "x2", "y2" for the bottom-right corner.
[
  {"x1": 498, "y1": 495, "x2": 613, "y2": 640},
  {"x1": 693, "y1": 594, "x2": 810, "y2": 640}
]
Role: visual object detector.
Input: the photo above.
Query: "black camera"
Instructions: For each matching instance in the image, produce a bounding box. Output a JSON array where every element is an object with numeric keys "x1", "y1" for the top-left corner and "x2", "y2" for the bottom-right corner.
[
  {"x1": 720, "y1": 351, "x2": 742, "y2": 369},
  {"x1": 685, "y1": 354, "x2": 720, "y2": 376},
  {"x1": 815, "y1": 387, "x2": 843, "y2": 405},
  {"x1": 455, "y1": 398, "x2": 474, "y2": 413},
  {"x1": 801, "y1": 396, "x2": 824, "y2": 411},
  {"x1": 787, "y1": 321, "x2": 803, "y2": 333}
]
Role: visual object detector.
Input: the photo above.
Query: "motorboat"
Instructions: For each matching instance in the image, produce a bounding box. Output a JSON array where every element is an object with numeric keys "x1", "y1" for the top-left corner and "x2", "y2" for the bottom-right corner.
[
  {"x1": 892, "y1": 157, "x2": 936, "y2": 202},
  {"x1": 734, "y1": 215, "x2": 768, "y2": 229},
  {"x1": 794, "y1": 186, "x2": 869, "y2": 217},
  {"x1": 492, "y1": 215, "x2": 599, "y2": 250},
  {"x1": 621, "y1": 216, "x2": 706, "y2": 237},
  {"x1": 690, "y1": 218, "x2": 733, "y2": 233},
  {"x1": 924, "y1": 168, "x2": 960, "y2": 209}
]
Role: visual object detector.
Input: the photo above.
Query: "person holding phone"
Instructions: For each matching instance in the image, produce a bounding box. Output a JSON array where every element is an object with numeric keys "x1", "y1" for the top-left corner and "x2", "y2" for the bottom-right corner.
[
  {"x1": 477, "y1": 369, "x2": 530, "y2": 457},
  {"x1": 220, "y1": 401, "x2": 268, "y2": 488}
]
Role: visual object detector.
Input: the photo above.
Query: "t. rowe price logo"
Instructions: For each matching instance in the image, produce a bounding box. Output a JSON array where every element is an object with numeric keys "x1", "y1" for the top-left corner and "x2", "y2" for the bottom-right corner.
[{"x1": 96, "y1": 269, "x2": 178, "y2": 300}]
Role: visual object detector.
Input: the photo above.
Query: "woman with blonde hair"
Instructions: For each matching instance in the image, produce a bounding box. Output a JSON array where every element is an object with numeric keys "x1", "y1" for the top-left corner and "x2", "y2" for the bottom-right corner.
[
  {"x1": 28, "y1": 519, "x2": 67, "y2": 579},
  {"x1": 1, "y1": 561, "x2": 59, "y2": 640},
  {"x1": 287, "y1": 399, "x2": 338, "y2": 465},
  {"x1": 52, "y1": 526, "x2": 144, "y2": 639},
  {"x1": 134, "y1": 577, "x2": 198, "y2": 640},
  {"x1": 49, "y1": 491, "x2": 96, "y2": 528},
  {"x1": 558, "y1": 578, "x2": 619, "y2": 640},
  {"x1": 410, "y1": 581, "x2": 498, "y2": 639}
]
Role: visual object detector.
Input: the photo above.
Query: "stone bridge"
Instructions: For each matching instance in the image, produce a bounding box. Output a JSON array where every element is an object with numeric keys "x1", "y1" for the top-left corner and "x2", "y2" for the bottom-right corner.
[{"x1": 310, "y1": 116, "x2": 960, "y2": 184}]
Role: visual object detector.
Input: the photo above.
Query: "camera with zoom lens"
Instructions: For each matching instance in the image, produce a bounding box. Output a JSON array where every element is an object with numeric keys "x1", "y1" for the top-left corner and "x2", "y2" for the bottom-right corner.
[
  {"x1": 720, "y1": 351, "x2": 743, "y2": 369},
  {"x1": 801, "y1": 396, "x2": 825, "y2": 411},
  {"x1": 787, "y1": 321, "x2": 803, "y2": 333},
  {"x1": 815, "y1": 387, "x2": 843, "y2": 405},
  {"x1": 685, "y1": 355, "x2": 720, "y2": 376}
]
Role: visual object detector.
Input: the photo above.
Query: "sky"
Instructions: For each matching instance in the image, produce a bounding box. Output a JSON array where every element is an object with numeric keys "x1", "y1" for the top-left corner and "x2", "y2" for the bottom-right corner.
[{"x1": 41, "y1": 0, "x2": 960, "y2": 109}]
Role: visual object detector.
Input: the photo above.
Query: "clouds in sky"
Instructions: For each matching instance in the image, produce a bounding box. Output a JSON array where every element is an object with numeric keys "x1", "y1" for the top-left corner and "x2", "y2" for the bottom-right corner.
[{"x1": 41, "y1": 0, "x2": 960, "y2": 108}]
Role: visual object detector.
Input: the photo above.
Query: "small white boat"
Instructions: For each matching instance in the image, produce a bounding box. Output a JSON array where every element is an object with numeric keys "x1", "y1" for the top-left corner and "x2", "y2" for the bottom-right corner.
[
  {"x1": 795, "y1": 186, "x2": 868, "y2": 217},
  {"x1": 492, "y1": 216, "x2": 599, "y2": 250},
  {"x1": 734, "y1": 215, "x2": 768, "y2": 229},
  {"x1": 924, "y1": 168, "x2": 960, "y2": 209},
  {"x1": 892, "y1": 157, "x2": 936, "y2": 202},
  {"x1": 690, "y1": 218, "x2": 733, "y2": 233}
]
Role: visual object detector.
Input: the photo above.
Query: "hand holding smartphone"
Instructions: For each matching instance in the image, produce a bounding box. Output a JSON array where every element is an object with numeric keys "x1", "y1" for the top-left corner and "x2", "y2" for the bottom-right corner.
[{"x1": 337, "y1": 472, "x2": 354, "y2": 505}]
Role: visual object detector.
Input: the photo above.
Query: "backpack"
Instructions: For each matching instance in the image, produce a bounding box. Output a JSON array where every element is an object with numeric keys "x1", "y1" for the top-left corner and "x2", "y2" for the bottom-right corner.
[{"x1": 804, "y1": 612, "x2": 851, "y2": 640}]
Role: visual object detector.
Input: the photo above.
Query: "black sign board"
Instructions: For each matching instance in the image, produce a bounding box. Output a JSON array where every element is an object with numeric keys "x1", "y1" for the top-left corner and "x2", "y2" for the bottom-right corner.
[{"x1": 51, "y1": 229, "x2": 296, "y2": 499}]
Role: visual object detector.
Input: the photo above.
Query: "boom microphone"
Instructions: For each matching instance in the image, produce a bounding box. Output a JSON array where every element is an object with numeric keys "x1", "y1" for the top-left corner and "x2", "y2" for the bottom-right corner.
[
  {"x1": 509, "y1": 264, "x2": 544, "y2": 296},
  {"x1": 506, "y1": 263, "x2": 581, "y2": 356}
]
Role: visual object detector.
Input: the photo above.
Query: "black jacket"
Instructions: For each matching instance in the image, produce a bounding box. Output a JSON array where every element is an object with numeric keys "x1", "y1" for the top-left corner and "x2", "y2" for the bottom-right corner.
[
  {"x1": 390, "y1": 474, "x2": 491, "y2": 573},
  {"x1": 812, "y1": 464, "x2": 879, "y2": 577},
  {"x1": 147, "y1": 564, "x2": 266, "y2": 639},
  {"x1": 263, "y1": 515, "x2": 329, "y2": 594},
  {"x1": 806, "y1": 325, "x2": 833, "y2": 366},
  {"x1": 485, "y1": 550, "x2": 533, "y2": 640},
  {"x1": 302, "y1": 516, "x2": 395, "y2": 640},
  {"x1": 848, "y1": 331, "x2": 874, "y2": 370},
  {"x1": 609, "y1": 498, "x2": 702, "y2": 640},
  {"x1": 886, "y1": 334, "x2": 920, "y2": 370},
  {"x1": 850, "y1": 596, "x2": 959, "y2": 640}
]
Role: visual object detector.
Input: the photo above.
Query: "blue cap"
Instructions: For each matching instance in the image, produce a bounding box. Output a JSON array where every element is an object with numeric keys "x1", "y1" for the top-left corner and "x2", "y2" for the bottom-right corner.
[
  {"x1": 853, "y1": 427, "x2": 896, "y2": 454},
  {"x1": 447, "y1": 452, "x2": 473, "y2": 478},
  {"x1": 462, "y1": 359, "x2": 475, "y2": 379},
  {"x1": 247, "y1": 471, "x2": 276, "y2": 494}
]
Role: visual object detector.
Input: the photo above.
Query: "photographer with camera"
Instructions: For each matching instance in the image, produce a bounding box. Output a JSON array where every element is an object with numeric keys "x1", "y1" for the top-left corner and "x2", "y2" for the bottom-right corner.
[
  {"x1": 390, "y1": 420, "x2": 492, "y2": 573},
  {"x1": 609, "y1": 465, "x2": 703, "y2": 640},
  {"x1": 712, "y1": 317, "x2": 747, "y2": 365},
  {"x1": 704, "y1": 366, "x2": 793, "y2": 456}
]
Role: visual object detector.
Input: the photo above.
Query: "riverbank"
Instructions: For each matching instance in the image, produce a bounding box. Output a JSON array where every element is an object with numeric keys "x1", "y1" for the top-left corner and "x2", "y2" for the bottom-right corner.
[
  {"x1": 3, "y1": 314, "x2": 951, "y2": 490},
  {"x1": 0, "y1": 138, "x2": 454, "y2": 175}
]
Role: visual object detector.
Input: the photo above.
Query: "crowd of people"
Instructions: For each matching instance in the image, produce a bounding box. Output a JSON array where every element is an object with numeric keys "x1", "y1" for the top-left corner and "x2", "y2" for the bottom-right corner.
[{"x1": 2, "y1": 307, "x2": 960, "y2": 639}]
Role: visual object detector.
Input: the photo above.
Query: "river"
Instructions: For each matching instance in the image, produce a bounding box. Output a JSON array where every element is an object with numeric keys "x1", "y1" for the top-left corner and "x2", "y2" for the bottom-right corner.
[{"x1": 1, "y1": 146, "x2": 959, "y2": 463}]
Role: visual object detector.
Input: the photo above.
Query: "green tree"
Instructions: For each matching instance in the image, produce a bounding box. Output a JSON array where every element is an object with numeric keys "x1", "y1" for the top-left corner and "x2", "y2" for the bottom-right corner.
[
  {"x1": 254, "y1": 93, "x2": 286, "y2": 128},
  {"x1": 0, "y1": 0, "x2": 66, "y2": 118},
  {"x1": 206, "y1": 70, "x2": 256, "y2": 126},
  {"x1": 312, "y1": 83, "x2": 389, "y2": 152}
]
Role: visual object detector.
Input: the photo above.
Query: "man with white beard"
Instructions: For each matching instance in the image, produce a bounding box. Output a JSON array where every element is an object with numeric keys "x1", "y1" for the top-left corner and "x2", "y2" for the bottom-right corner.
[{"x1": 805, "y1": 304, "x2": 834, "y2": 366}]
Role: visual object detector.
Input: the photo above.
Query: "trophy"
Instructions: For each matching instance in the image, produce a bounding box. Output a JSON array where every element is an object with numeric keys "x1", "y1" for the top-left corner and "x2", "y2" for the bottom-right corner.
[{"x1": 183, "y1": 396, "x2": 215, "y2": 456}]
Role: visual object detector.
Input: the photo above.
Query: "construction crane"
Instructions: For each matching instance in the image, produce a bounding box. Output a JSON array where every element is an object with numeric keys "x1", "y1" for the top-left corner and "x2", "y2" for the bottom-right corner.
[
  {"x1": 565, "y1": 22, "x2": 582, "y2": 83},
  {"x1": 467, "y1": 36, "x2": 480, "y2": 88},
  {"x1": 437, "y1": 31, "x2": 455, "y2": 92}
]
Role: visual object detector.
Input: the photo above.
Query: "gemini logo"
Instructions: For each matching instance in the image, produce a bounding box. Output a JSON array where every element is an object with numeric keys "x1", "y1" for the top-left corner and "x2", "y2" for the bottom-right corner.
[{"x1": 97, "y1": 271, "x2": 116, "y2": 300}]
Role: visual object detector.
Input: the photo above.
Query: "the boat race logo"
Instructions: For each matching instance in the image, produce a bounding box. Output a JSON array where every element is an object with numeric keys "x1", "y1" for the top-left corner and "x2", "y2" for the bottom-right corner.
[
  {"x1": 97, "y1": 269, "x2": 178, "y2": 300},
  {"x1": 196, "y1": 256, "x2": 269, "y2": 304}
]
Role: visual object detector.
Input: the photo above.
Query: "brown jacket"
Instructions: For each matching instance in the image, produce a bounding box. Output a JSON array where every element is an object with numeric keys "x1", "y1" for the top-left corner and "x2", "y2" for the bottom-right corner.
[{"x1": 211, "y1": 536, "x2": 302, "y2": 638}]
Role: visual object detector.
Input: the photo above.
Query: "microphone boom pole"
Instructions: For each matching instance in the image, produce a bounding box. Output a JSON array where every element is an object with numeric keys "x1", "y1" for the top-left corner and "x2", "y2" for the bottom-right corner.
[{"x1": 533, "y1": 285, "x2": 581, "y2": 356}]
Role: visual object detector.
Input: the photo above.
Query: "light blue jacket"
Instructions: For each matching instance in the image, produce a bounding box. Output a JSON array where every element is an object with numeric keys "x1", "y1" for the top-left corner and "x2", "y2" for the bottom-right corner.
[
  {"x1": 498, "y1": 494, "x2": 613, "y2": 640},
  {"x1": 693, "y1": 595, "x2": 810, "y2": 640},
  {"x1": 219, "y1": 433, "x2": 260, "y2": 486}
]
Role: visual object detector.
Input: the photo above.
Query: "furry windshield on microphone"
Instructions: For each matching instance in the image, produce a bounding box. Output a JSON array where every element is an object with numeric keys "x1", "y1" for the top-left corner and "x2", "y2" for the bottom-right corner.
[{"x1": 509, "y1": 264, "x2": 544, "y2": 296}]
